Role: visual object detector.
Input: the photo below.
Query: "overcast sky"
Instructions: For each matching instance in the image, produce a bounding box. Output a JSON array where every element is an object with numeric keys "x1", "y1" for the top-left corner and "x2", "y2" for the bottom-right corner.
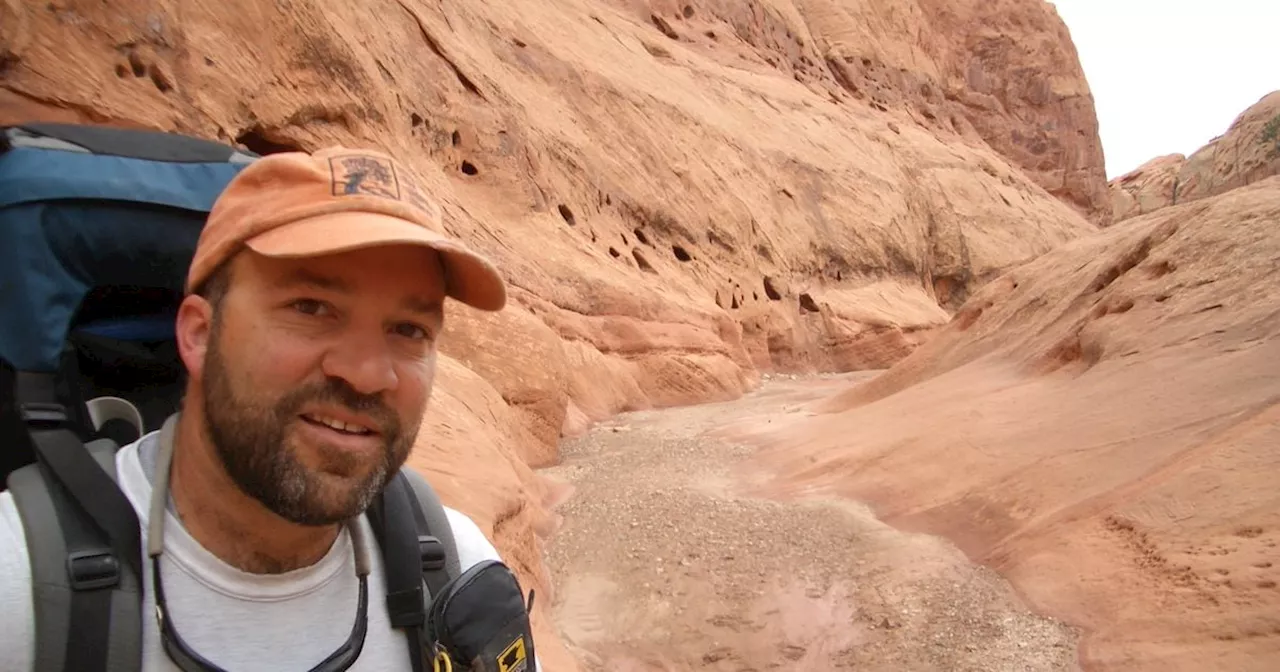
[{"x1": 1049, "y1": 0, "x2": 1280, "y2": 179}]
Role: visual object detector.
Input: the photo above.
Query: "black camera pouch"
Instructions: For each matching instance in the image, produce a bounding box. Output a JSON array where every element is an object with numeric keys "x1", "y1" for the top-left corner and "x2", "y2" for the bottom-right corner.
[{"x1": 424, "y1": 559, "x2": 536, "y2": 672}]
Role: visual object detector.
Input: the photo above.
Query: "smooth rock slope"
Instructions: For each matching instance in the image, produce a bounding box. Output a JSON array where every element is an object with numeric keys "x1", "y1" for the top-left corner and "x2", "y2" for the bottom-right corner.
[{"x1": 734, "y1": 175, "x2": 1280, "y2": 671}]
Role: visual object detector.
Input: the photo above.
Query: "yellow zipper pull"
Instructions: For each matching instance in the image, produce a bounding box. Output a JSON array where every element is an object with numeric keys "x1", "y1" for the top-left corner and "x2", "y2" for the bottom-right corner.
[{"x1": 432, "y1": 643, "x2": 454, "y2": 672}]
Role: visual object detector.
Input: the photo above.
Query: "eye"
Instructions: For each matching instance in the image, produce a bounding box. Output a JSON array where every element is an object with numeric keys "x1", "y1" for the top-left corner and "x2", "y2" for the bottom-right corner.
[
  {"x1": 290, "y1": 298, "x2": 331, "y2": 316},
  {"x1": 392, "y1": 322, "x2": 431, "y2": 340}
]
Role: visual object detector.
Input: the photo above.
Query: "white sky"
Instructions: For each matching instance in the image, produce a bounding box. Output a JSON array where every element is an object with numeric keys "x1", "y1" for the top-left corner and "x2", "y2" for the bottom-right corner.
[{"x1": 1049, "y1": 0, "x2": 1280, "y2": 179}]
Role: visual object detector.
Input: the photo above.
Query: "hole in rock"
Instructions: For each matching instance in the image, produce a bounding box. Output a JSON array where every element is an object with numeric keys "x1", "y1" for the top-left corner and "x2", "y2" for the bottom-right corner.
[
  {"x1": 650, "y1": 13, "x2": 679, "y2": 40},
  {"x1": 763, "y1": 277, "x2": 782, "y2": 301},
  {"x1": 683, "y1": 5, "x2": 695, "y2": 18},
  {"x1": 115, "y1": 64, "x2": 129, "y2": 78},
  {"x1": 798, "y1": 293, "x2": 819, "y2": 313},
  {"x1": 634, "y1": 228, "x2": 650, "y2": 245},
  {"x1": 235, "y1": 127, "x2": 301, "y2": 155},
  {"x1": 128, "y1": 52, "x2": 146, "y2": 77},
  {"x1": 731, "y1": 295, "x2": 740, "y2": 309},
  {"x1": 672, "y1": 245, "x2": 692, "y2": 261},
  {"x1": 608, "y1": 247, "x2": 621, "y2": 258},
  {"x1": 558, "y1": 204, "x2": 576, "y2": 225},
  {"x1": 451, "y1": 130, "x2": 462, "y2": 146},
  {"x1": 149, "y1": 68, "x2": 173, "y2": 93},
  {"x1": 632, "y1": 249, "x2": 656, "y2": 273},
  {"x1": 411, "y1": 113, "x2": 423, "y2": 127},
  {"x1": 460, "y1": 160, "x2": 478, "y2": 175}
]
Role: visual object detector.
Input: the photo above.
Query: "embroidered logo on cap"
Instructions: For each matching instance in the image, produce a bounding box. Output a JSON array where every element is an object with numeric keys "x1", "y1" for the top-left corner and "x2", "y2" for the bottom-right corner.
[
  {"x1": 329, "y1": 154, "x2": 402, "y2": 199},
  {"x1": 327, "y1": 153, "x2": 440, "y2": 221}
]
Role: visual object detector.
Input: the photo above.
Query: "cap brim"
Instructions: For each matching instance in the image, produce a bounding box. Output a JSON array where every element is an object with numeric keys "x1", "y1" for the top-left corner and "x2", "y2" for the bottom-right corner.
[{"x1": 243, "y1": 211, "x2": 506, "y2": 311}]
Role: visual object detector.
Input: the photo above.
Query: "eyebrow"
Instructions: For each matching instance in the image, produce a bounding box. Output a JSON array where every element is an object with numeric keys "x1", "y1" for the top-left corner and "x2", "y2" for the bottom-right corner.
[
  {"x1": 279, "y1": 268, "x2": 349, "y2": 293},
  {"x1": 278, "y1": 268, "x2": 442, "y2": 317},
  {"x1": 401, "y1": 295, "x2": 443, "y2": 318}
]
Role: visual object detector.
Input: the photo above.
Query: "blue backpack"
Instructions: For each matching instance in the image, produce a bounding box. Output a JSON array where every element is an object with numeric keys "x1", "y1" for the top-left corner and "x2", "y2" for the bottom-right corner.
[{"x1": 0, "y1": 123, "x2": 533, "y2": 672}]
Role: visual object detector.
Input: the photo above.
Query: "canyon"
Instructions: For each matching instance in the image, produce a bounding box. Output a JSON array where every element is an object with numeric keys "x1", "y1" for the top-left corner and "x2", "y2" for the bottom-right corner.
[{"x1": 4, "y1": 0, "x2": 1277, "y2": 669}]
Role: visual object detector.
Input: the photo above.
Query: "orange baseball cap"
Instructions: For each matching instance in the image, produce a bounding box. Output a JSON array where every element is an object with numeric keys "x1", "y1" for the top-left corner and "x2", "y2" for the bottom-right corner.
[{"x1": 187, "y1": 145, "x2": 506, "y2": 311}]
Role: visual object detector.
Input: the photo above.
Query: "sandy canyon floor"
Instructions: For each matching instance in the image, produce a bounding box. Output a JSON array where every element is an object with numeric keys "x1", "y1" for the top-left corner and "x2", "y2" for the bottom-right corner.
[{"x1": 541, "y1": 373, "x2": 1081, "y2": 671}]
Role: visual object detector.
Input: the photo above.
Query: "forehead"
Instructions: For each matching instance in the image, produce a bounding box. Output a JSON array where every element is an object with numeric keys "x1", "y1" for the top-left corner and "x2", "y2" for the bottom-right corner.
[{"x1": 230, "y1": 245, "x2": 447, "y2": 309}]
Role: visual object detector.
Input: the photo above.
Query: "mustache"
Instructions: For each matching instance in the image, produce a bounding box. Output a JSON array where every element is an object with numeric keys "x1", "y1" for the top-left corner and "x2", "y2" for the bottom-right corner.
[{"x1": 279, "y1": 377, "x2": 400, "y2": 435}]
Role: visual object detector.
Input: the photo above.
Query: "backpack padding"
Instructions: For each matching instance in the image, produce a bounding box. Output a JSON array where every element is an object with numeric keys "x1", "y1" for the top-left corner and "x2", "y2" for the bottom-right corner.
[
  {"x1": 8, "y1": 439, "x2": 142, "y2": 672},
  {"x1": 0, "y1": 145, "x2": 250, "y2": 212},
  {"x1": 86, "y1": 396, "x2": 146, "y2": 438},
  {"x1": 0, "y1": 200, "x2": 203, "y2": 374},
  {"x1": 0, "y1": 137, "x2": 253, "y2": 375},
  {"x1": 401, "y1": 468, "x2": 462, "y2": 584},
  {"x1": 6, "y1": 123, "x2": 257, "y2": 164}
]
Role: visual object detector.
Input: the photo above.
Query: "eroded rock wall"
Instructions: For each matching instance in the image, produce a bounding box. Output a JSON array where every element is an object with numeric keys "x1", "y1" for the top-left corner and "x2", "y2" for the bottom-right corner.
[{"x1": 1109, "y1": 90, "x2": 1280, "y2": 224}]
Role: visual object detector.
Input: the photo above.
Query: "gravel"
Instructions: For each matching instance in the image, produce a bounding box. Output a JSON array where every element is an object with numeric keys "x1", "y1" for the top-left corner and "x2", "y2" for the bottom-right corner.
[{"x1": 541, "y1": 374, "x2": 1081, "y2": 671}]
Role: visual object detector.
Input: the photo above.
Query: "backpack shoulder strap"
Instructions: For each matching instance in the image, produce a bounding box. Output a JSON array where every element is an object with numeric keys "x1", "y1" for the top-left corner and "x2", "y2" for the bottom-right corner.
[
  {"x1": 367, "y1": 468, "x2": 461, "y2": 672},
  {"x1": 7, "y1": 438, "x2": 142, "y2": 672},
  {"x1": 399, "y1": 466, "x2": 461, "y2": 590}
]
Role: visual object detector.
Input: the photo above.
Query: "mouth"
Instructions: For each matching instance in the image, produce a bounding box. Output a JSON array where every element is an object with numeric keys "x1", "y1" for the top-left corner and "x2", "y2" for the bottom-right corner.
[{"x1": 300, "y1": 412, "x2": 377, "y2": 436}]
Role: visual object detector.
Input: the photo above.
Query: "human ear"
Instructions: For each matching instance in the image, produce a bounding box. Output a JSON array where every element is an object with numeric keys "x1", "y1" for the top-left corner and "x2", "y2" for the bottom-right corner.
[{"x1": 176, "y1": 294, "x2": 214, "y2": 383}]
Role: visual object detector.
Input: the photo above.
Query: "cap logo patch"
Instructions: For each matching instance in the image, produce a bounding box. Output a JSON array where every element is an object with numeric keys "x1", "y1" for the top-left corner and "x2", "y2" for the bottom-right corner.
[
  {"x1": 328, "y1": 153, "x2": 440, "y2": 219},
  {"x1": 330, "y1": 154, "x2": 402, "y2": 199}
]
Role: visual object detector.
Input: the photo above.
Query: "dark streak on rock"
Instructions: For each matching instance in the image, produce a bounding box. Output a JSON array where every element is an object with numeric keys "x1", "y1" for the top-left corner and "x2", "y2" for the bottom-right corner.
[{"x1": 396, "y1": 0, "x2": 486, "y2": 100}]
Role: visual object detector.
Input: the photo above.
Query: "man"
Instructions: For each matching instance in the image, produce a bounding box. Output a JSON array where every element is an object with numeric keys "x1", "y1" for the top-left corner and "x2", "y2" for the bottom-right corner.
[{"x1": 0, "y1": 145, "x2": 537, "y2": 670}]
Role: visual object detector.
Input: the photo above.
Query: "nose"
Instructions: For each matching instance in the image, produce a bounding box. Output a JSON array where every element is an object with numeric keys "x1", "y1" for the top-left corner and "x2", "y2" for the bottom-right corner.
[{"x1": 320, "y1": 328, "x2": 398, "y2": 396}]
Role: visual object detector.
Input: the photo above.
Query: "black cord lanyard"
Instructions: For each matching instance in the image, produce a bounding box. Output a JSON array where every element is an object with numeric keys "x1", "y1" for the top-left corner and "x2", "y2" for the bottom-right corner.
[{"x1": 146, "y1": 415, "x2": 372, "y2": 672}]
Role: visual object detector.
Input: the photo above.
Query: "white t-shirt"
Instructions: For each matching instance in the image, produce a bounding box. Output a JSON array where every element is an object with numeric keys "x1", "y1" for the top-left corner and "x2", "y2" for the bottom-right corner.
[{"x1": 0, "y1": 430, "x2": 533, "y2": 671}]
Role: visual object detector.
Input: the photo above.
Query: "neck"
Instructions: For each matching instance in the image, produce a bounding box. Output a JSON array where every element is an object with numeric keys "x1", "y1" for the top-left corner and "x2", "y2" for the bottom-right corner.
[{"x1": 167, "y1": 411, "x2": 341, "y2": 574}]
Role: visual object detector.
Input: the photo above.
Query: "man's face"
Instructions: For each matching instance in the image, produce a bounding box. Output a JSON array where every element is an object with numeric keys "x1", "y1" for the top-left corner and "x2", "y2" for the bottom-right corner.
[{"x1": 186, "y1": 244, "x2": 446, "y2": 526}]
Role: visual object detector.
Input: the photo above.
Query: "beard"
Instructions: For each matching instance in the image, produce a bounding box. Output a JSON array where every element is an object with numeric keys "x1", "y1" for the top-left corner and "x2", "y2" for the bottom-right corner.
[{"x1": 198, "y1": 326, "x2": 420, "y2": 526}]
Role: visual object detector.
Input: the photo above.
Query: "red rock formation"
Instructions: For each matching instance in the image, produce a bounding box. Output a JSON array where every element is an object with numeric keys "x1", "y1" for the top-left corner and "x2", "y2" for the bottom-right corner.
[
  {"x1": 1110, "y1": 90, "x2": 1280, "y2": 224},
  {"x1": 1109, "y1": 153, "x2": 1187, "y2": 223},
  {"x1": 715, "y1": 0, "x2": 1111, "y2": 225},
  {"x1": 739, "y1": 175, "x2": 1280, "y2": 671}
]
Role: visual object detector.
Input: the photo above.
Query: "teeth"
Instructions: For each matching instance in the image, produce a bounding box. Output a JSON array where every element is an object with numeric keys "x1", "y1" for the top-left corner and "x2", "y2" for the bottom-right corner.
[{"x1": 306, "y1": 414, "x2": 371, "y2": 435}]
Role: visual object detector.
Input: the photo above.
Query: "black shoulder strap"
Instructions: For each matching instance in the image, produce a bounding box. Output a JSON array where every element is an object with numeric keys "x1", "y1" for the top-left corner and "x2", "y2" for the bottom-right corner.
[
  {"x1": 7, "y1": 372, "x2": 142, "y2": 672},
  {"x1": 399, "y1": 467, "x2": 461, "y2": 591},
  {"x1": 367, "y1": 468, "x2": 460, "y2": 672}
]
